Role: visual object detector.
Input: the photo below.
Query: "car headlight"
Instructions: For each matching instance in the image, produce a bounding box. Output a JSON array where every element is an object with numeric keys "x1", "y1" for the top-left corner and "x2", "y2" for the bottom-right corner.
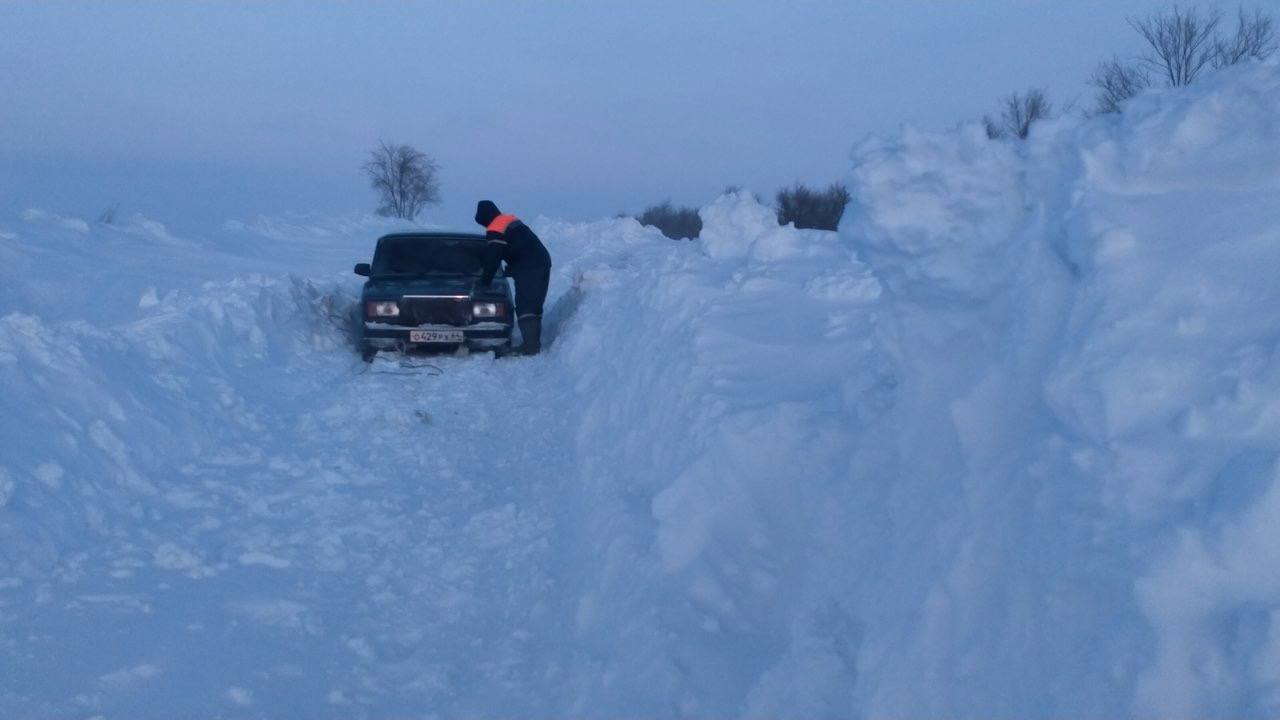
[
  {"x1": 365, "y1": 300, "x2": 400, "y2": 318},
  {"x1": 472, "y1": 301, "x2": 503, "y2": 318}
]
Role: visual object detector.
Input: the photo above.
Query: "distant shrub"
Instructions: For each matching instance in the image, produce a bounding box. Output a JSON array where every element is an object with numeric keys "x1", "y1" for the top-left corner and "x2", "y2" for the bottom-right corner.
[
  {"x1": 638, "y1": 201, "x2": 702, "y2": 240},
  {"x1": 984, "y1": 88, "x2": 1053, "y2": 140},
  {"x1": 96, "y1": 203, "x2": 120, "y2": 225},
  {"x1": 775, "y1": 183, "x2": 850, "y2": 231}
]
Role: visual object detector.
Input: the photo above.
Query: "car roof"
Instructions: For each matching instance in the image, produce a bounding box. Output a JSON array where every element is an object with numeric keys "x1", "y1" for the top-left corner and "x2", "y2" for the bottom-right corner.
[{"x1": 376, "y1": 231, "x2": 485, "y2": 243}]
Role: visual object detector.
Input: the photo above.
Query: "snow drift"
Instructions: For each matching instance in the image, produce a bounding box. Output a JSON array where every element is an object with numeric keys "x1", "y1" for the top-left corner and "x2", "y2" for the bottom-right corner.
[
  {"x1": 3, "y1": 62, "x2": 1280, "y2": 718},
  {"x1": 837, "y1": 61, "x2": 1280, "y2": 718}
]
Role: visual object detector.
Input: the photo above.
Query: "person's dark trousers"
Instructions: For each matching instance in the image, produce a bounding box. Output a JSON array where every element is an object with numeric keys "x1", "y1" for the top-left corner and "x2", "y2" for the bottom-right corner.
[{"x1": 510, "y1": 266, "x2": 550, "y2": 354}]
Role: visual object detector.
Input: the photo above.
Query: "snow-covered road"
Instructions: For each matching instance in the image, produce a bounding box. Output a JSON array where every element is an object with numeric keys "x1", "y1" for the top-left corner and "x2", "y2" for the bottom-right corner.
[{"x1": 2, "y1": 289, "x2": 586, "y2": 716}]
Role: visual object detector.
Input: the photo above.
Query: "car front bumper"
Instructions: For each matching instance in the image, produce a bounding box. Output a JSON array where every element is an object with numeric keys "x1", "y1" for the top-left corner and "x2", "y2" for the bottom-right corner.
[{"x1": 362, "y1": 321, "x2": 512, "y2": 349}]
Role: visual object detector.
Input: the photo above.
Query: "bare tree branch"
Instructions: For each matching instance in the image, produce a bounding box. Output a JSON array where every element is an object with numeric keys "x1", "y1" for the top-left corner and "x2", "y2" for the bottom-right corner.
[
  {"x1": 987, "y1": 89, "x2": 1053, "y2": 140},
  {"x1": 983, "y1": 116, "x2": 1005, "y2": 140},
  {"x1": 363, "y1": 141, "x2": 441, "y2": 220},
  {"x1": 96, "y1": 203, "x2": 120, "y2": 225},
  {"x1": 1089, "y1": 57, "x2": 1151, "y2": 115},
  {"x1": 1214, "y1": 6, "x2": 1277, "y2": 67},
  {"x1": 1130, "y1": 5, "x2": 1222, "y2": 86}
]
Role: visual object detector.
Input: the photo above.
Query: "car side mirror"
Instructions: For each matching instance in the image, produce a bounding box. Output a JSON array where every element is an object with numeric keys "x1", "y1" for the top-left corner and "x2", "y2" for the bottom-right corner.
[{"x1": 354, "y1": 263, "x2": 371, "y2": 277}]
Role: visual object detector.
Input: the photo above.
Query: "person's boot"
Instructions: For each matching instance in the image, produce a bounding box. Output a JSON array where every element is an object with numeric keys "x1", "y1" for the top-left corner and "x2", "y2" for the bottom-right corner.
[{"x1": 517, "y1": 316, "x2": 543, "y2": 355}]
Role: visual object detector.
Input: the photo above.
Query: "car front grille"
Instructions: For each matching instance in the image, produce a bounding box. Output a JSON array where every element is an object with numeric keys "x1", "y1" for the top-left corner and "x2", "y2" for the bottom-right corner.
[{"x1": 397, "y1": 296, "x2": 470, "y2": 326}]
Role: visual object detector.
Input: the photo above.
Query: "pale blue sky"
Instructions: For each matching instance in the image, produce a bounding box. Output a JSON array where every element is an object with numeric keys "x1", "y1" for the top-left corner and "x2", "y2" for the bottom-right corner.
[{"x1": 3, "y1": 1, "x2": 1277, "y2": 231}]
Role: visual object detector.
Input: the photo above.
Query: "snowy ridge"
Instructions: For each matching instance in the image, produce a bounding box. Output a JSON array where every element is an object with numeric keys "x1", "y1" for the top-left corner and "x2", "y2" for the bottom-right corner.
[
  {"x1": 548, "y1": 195, "x2": 884, "y2": 716},
  {"x1": 841, "y1": 61, "x2": 1280, "y2": 718},
  {"x1": 0, "y1": 274, "x2": 354, "y2": 567},
  {"x1": 2, "y1": 62, "x2": 1280, "y2": 717}
]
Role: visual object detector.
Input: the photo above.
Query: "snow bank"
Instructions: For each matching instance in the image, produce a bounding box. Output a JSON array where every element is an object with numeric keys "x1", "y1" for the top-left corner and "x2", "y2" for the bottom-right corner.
[
  {"x1": 0, "y1": 275, "x2": 356, "y2": 574},
  {"x1": 541, "y1": 203, "x2": 883, "y2": 716},
  {"x1": 538, "y1": 62, "x2": 1280, "y2": 718},
  {"x1": 838, "y1": 61, "x2": 1280, "y2": 718}
]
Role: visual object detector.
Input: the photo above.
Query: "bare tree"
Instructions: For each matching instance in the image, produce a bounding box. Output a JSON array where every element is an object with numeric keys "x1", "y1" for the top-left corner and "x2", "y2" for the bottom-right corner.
[
  {"x1": 983, "y1": 116, "x2": 1005, "y2": 140},
  {"x1": 363, "y1": 141, "x2": 440, "y2": 220},
  {"x1": 96, "y1": 203, "x2": 120, "y2": 225},
  {"x1": 986, "y1": 89, "x2": 1053, "y2": 140},
  {"x1": 775, "y1": 183, "x2": 850, "y2": 231},
  {"x1": 1214, "y1": 6, "x2": 1277, "y2": 67},
  {"x1": 1130, "y1": 6, "x2": 1222, "y2": 87},
  {"x1": 1092, "y1": 5, "x2": 1274, "y2": 115},
  {"x1": 1089, "y1": 57, "x2": 1152, "y2": 115},
  {"x1": 638, "y1": 201, "x2": 702, "y2": 239}
]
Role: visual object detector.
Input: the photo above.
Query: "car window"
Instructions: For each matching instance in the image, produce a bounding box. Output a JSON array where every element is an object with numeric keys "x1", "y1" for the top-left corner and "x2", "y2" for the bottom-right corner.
[{"x1": 372, "y1": 238, "x2": 485, "y2": 276}]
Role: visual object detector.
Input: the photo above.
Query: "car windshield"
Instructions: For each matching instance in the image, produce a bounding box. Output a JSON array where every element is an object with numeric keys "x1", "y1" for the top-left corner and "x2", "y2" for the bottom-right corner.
[{"x1": 371, "y1": 237, "x2": 484, "y2": 276}]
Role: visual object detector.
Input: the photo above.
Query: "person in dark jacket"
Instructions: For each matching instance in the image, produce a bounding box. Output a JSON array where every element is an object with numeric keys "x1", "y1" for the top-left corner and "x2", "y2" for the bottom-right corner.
[{"x1": 475, "y1": 200, "x2": 552, "y2": 355}]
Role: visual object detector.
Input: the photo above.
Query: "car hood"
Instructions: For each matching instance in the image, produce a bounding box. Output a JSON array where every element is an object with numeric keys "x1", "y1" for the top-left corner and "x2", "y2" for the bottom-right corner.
[{"x1": 362, "y1": 275, "x2": 505, "y2": 298}]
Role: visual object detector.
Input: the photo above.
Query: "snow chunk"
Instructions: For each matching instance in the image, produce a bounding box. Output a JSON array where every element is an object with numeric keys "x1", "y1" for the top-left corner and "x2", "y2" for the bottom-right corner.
[
  {"x1": 1080, "y1": 63, "x2": 1280, "y2": 194},
  {"x1": 122, "y1": 214, "x2": 181, "y2": 244},
  {"x1": 804, "y1": 271, "x2": 881, "y2": 303},
  {"x1": 843, "y1": 124, "x2": 1026, "y2": 299},
  {"x1": 21, "y1": 208, "x2": 90, "y2": 234},
  {"x1": 749, "y1": 226, "x2": 806, "y2": 262},
  {"x1": 138, "y1": 287, "x2": 160, "y2": 309},
  {"x1": 698, "y1": 190, "x2": 778, "y2": 260}
]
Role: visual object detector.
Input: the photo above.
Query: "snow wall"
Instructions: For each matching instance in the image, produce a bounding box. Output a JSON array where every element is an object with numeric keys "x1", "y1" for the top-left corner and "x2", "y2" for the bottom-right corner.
[
  {"x1": 832, "y1": 61, "x2": 1280, "y2": 717},
  {"x1": 2, "y1": 62, "x2": 1280, "y2": 717},
  {"x1": 553, "y1": 61, "x2": 1280, "y2": 718}
]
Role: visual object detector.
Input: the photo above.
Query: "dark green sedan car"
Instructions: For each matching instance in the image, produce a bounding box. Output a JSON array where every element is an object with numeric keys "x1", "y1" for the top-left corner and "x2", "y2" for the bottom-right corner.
[{"x1": 354, "y1": 232, "x2": 515, "y2": 360}]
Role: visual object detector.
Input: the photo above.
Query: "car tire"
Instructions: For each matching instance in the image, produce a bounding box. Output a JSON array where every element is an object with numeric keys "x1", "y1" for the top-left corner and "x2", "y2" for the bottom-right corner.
[{"x1": 360, "y1": 344, "x2": 378, "y2": 362}]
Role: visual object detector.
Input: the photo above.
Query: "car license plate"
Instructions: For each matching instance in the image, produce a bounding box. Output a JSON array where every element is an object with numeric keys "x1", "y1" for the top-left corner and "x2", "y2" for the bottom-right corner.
[{"x1": 409, "y1": 329, "x2": 463, "y2": 343}]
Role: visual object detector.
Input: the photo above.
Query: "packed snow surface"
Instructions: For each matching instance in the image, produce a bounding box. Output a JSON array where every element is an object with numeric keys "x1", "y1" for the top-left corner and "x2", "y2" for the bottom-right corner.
[{"x1": 3, "y1": 62, "x2": 1280, "y2": 718}]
